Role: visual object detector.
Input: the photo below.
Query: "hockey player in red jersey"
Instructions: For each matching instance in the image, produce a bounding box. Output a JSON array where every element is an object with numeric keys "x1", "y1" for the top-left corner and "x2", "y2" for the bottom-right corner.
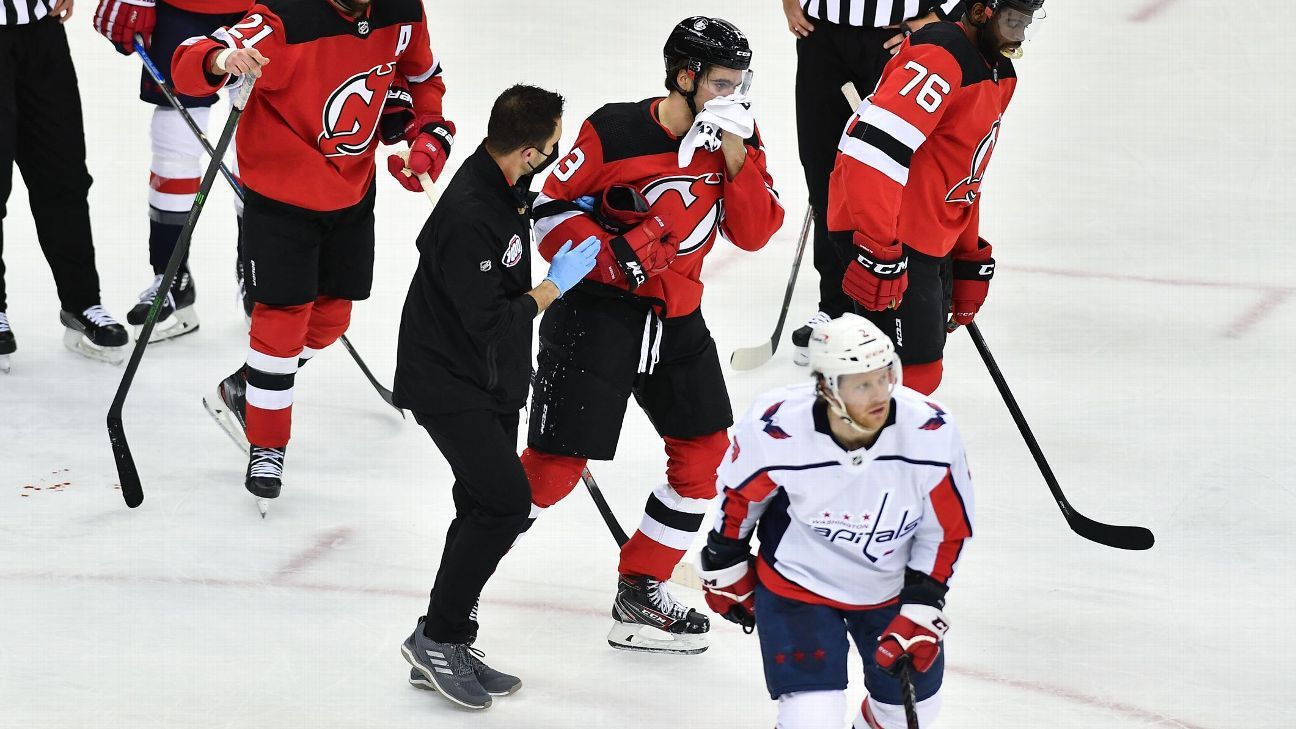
[
  {"x1": 173, "y1": 0, "x2": 452, "y2": 511},
  {"x1": 698, "y1": 314, "x2": 974, "y2": 729},
  {"x1": 519, "y1": 17, "x2": 784, "y2": 654},
  {"x1": 828, "y1": 0, "x2": 1046, "y2": 394}
]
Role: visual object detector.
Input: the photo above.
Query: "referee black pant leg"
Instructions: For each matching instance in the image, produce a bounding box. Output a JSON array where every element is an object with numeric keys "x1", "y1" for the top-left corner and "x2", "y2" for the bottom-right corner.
[
  {"x1": 418, "y1": 408, "x2": 531, "y2": 645},
  {"x1": 11, "y1": 19, "x2": 100, "y2": 313},
  {"x1": 0, "y1": 23, "x2": 20, "y2": 312}
]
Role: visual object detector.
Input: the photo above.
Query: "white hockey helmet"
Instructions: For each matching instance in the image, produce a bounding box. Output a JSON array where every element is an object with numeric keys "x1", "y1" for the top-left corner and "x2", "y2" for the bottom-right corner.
[{"x1": 809, "y1": 313, "x2": 901, "y2": 389}]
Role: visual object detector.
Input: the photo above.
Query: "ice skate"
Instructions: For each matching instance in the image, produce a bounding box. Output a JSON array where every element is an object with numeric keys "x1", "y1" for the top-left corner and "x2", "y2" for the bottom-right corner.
[
  {"x1": 791, "y1": 310, "x2": 832, "y2": 367},
  {"x1": 0, "y1": 312, "x2": 14, "y2": 374},
  {"x1": 60, "y1": 305, "x2": 129, "y2": 364},
  {"x1": 245, "y1": 445, "x2": 285, "y2": 518},
  {"x1": 126, "y1": 269, "x2": 199, "y2": 342},
  {"x1": 402, "y1": 619, "x2": 492, "y2": 710},
  {"x1": 203, "y1": 369, "x2": 250, "y2": 455},
  {"x1": 608, "y1": 574, "x2": 710, "y2": 655}
]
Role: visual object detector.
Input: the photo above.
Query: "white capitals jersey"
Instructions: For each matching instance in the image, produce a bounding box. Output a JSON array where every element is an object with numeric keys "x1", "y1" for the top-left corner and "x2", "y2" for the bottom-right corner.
[{"x1": 711, "y1": 383, "x2": 975, "y2": 608}]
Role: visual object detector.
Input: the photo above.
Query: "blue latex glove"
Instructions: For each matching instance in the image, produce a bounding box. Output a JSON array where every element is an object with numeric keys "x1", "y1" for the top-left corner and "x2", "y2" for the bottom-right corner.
[
  {"x1": 544, "y1": 236, "x2": 600, "y2": 296},
  {"x1": 573, "y1": 195, "x2": 597, "y2": 214}
]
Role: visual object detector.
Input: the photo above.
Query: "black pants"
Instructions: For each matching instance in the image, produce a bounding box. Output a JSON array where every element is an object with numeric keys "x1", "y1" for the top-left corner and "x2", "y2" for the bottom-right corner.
[
  {"x1": 795, "y1": 23, "x2": 896, "y2": 319},
  {"x1": 0, "y1": 18, "x2": 101, "y2": 313},
  {"x1": 417, "y1": 408, "x2": 531, "y2": 645}
]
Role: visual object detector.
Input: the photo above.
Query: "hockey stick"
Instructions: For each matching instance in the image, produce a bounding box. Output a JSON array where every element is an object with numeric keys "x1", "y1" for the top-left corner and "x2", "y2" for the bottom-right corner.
[
  {"x1": 963, "y1": 322, "x2": 1155, "y2": 550},
  {"x1": 134, "y1": 35, "x2": 403, "y2": 419},
  {"x1": 728, "y1": 206, "x2": 812, "y2": 371},
  {"x1": 108, "y1": 78, "x2": 257, "y2": 509},
  {"x1": 581, "y1": 468, "x2": 704, "y2": 590},
  {"x1": 898, "y1": 659, "x2": 921, "y2": 729}
]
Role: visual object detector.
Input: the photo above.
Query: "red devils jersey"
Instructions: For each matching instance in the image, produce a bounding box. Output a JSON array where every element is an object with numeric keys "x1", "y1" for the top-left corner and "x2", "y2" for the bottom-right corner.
[
  {"x1": 533, "y1": 98, "x2": 784, "y2": 319},
  {"x1": 828, "y1": 22, "x2": 1016, "y2": 259},
  {"x1": 173, "y1": 0, "x2": 446, "y2": 211},
  {"x1": 165, "y1": 0, "x2": 253, "y2": 14}
]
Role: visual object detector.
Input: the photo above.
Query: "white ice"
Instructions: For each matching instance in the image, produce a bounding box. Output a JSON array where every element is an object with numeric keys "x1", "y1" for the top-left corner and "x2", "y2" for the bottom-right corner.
[{"x1": 2, "y1": 2, "x2": 1292, "y2": 727}]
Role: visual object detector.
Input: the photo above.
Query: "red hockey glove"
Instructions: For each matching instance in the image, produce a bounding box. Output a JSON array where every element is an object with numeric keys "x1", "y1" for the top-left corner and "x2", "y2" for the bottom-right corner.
[
  {"x1": 93, "y1": 0, "x2": 155, "y2": 55},
  {"x1": 379, "y1": 83, "x2": 414, "y2": 145},
  {"x1": 875, "y1": 604, "x2": 949, "y2": 675},
  {"x1": 387, "y1": 120, "x2": 455, "y2": 192},
  {"x1": 841, "y1": 233, "x2": 908, "y2": 311},
  {"x1": 949, "y1": 238, "x2": 995, "y2": 329},
  {"x1": 697, "y1": 558, "x2": 756, "y2": 632}
]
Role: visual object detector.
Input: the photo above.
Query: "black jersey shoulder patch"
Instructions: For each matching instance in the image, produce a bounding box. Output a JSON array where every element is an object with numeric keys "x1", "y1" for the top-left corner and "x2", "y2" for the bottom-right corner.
[
  {"x1": 909, "y1": 22, "x2": 1016, "y2": 87},
  {"x1": 588, "y1": 98, "x2": 678, "y2": 163},
  {"x1": 265, "y1": 0, "x2": 420, "y2": 44}
]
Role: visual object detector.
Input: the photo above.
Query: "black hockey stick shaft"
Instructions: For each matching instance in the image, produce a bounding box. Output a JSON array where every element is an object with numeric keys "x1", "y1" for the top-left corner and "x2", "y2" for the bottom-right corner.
[
  {"x1": 582, "y1": 468, "x2": 629, "y2": 546},
  {"x1": 107, "y1": 78, "x2": 257, "y2": 508},
  {"x1": 135, "y1": 36, "x2": 402, "y2": 418},
  {"x1": 965, "y1": 323, "x2": 1155, "y2": 550},
  {"x1": 135, "y1": 36, "x2": 240, "y2": 194},
  {"x1": 898, "y1": 660, "x2": 921, "y2": 729}
]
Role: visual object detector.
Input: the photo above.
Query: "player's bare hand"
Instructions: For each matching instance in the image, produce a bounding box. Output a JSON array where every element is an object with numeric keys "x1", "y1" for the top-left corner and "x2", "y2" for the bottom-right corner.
[
  {"x1": 721, "y1": 130, "x2": 747, "y2": 178},
  {"x1": 213, "y1": 48, "x2": 270, "y2": 78},
  {"x1": 51, "y1": 0, "x2": 73, "y2": 22},
  {"x1": 884, "y1": 11, "x2": 939, "y2": 55},
  {"x1": 782, "y1": 0, "x2": 814, "y2": 37}
]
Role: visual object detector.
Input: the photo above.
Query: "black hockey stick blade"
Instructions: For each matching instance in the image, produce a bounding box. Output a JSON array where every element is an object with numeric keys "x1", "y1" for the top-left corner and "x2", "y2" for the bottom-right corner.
[
  {"x1": 338, "y1": 335, "x2": 404, "y2": 419},
  {"x1": 965, "y1": 322, "x2": 1155, "y2": 551},
  {"x1": 107, "y1": 415, "x2": 143, "y2": 508},
  {"x1": 729, "y1": 207, "x2": 813, "y2": 371}
]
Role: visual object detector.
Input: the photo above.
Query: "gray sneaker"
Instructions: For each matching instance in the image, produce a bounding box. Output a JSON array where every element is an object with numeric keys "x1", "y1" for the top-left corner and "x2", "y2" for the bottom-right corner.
[
  {"x1": 402, "y1": 622, "x2": 492, "y2": 710},
  {"x1": 410, "y1": 646, "x2": 520, "y2": 696}
]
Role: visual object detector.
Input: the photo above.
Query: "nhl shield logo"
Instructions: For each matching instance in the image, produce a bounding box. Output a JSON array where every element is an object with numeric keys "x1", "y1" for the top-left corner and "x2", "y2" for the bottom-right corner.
[
  {"x1": 357, "y1": 19, "x2": 370, "y2": 36},
  {"x1": 479, "y1": 260, "x2": 492, "y2": 272},
  {"x1": 502, "y1": 234, "x2": 523, "y2": 268}
]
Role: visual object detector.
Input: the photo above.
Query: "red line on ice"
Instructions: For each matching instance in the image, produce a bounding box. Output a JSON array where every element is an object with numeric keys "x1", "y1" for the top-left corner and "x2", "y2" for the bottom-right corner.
[
  {"x1": 953, "y1": 665, "x2": 1215, "y2": 729},
  {"x1": 1131, "y1": 0, "x2": 1178, "y2": 22},
  {"x1": 1223, "y1": 289, "x2": 1291, "y2": 339},
  {"x1": 271, "y1": 527, "x2": 353, "y2": 581}
]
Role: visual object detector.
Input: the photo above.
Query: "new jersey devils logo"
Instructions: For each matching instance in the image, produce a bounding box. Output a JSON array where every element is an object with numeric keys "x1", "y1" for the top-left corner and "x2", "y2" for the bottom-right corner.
[
  {"x1": 318, "y1": 63, "x2": 396, "y2": 157},
  {"x1": 945, "y1": 119, "x2": 1001, "y2": 206},
  {"x1": 640, "y1": 173, "x2": 723, "y2": 256}
]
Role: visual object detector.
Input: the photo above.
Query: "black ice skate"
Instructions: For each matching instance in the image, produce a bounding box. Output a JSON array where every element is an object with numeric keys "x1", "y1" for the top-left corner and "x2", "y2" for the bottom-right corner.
[
  {"x1": 245, "y1": 445, "x2": 285, "y2": 518},
  {"x1": 0, "y1": 311, "x2": 14, "y2": 374},
  {"x1": 791, "y1": 310, "x2": 832, "y2": 367},
  {"x1": 402, "y1": 619, "x2": 492, "y2": 710},
  {"x1": 202, "y1": 369, "x2": 249, "y2": 455},
  {"x1": 127, "y1": 269, "x2": 199, "y2": 342},
  {"x1": 608, "y1": 574, "x2": 710, "y2": 655},
  {"x1": 60, "y1": 305, "x2": 129, "y2": 364}
]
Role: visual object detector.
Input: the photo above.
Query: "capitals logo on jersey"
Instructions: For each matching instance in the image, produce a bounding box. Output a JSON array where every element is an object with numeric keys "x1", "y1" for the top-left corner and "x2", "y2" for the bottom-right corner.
[
  {"x1": 919, "y1": 402, "x2": 948, "y2": 431},
  {"x1": 318, "y1": 63, "x2": 397, "y2": 157},
  {"x1": 641, "y1": 173, "x2": 723, "y2": 256},
  {"x1": 760, "y1": 401, "x2": 791, "y2": 439},
  {"x1": 945, "y1": 119, "x2": 1000, "y2": 205}
]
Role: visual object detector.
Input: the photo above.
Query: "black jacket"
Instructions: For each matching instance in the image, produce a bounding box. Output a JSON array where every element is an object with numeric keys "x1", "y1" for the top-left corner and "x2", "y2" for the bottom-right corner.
[{"x1": 394, "y1": 144, "x2": 539, "y2": 414}]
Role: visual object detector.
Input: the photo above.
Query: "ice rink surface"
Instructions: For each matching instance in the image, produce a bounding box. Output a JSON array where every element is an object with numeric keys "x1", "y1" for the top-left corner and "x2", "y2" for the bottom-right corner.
[{"x1": 2, "y1": 1, "x2": 1292, "y2": 727}]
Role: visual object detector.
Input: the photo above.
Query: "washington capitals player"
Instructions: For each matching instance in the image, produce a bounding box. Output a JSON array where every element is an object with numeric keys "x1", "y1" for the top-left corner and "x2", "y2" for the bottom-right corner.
[
  {"x1": 519, "y1": 17, "x2": 783, "y2": 654},
  {"x1": 697, "y1": 314, "x2": 974, "y2": 729},
  {"x1": 174, "y1": 0, "x2": 452, "y2": 511},
  {"x1": 92, "y1": 0, "x2": 252, "y2": 341},
  {"x1": 829, "y1": 0, "x2": 1046, "y2": 394}
]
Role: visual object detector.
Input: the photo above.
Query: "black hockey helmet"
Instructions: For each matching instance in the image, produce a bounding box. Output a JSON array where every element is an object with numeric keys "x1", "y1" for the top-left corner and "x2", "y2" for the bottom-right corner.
[
  {"x1": 663, "y1": 17, "x2": 752, "y2": 74},
  {"x1": 987, "y1": 0, "x2": 1045, "y2": 10}
]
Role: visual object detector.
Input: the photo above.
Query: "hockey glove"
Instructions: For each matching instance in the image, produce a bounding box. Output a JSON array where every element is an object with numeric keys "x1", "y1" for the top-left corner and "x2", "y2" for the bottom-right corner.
[
  {"x1": 544, "y1": 237, "x2": 601, "y2": 296},
  {"x1": 840, "y1": 232, "x2": 908, "y2": 311},
  {"x1": 948, "y1": 238, "x2": 995, "y2": 330},
  {"x1": 379, "y1": 83, "x2": 415, "y2": 145},
  {"x1": 696, "y1": 557, "x2": 756, "y2": 632},
  {"x1": 387, "y1": 120, "x2": 455, "y2": 192},
  {"x1": 589, "y1": 214, "x2": 676, "y2": 291},
  {"x1": 93, "y1": 0, "x2": 155, "y2": 55},
  {"x1": 875, "y1": 604, "x2": 949, "y2": 675}
]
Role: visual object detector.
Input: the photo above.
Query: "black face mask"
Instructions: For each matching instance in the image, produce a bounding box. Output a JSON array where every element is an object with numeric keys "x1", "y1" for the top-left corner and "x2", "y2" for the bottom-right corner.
[{"x1": 525, "y1": 141, "x2": 560, "y2": 176}]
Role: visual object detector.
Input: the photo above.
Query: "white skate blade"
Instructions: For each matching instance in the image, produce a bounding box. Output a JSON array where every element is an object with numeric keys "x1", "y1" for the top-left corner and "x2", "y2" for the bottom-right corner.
[
  {"x1": 202, "y1": 390, "x2": 250, "y2": 456},
  {"x1": 137, "y1": 306, "x2": 200, "y2": 343},
  {"x1": 792, "y1": 346, "x2": 810, "y2": 366},
  {"x1": 607, "y1": 621, "x2": 709, "y2": 655},
  {"x1": 0, "y1": 354, "x2": 10, "y2": 374},
  {"x1": 62, "y1": 328, "x2": 127, "y2": 365}
]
